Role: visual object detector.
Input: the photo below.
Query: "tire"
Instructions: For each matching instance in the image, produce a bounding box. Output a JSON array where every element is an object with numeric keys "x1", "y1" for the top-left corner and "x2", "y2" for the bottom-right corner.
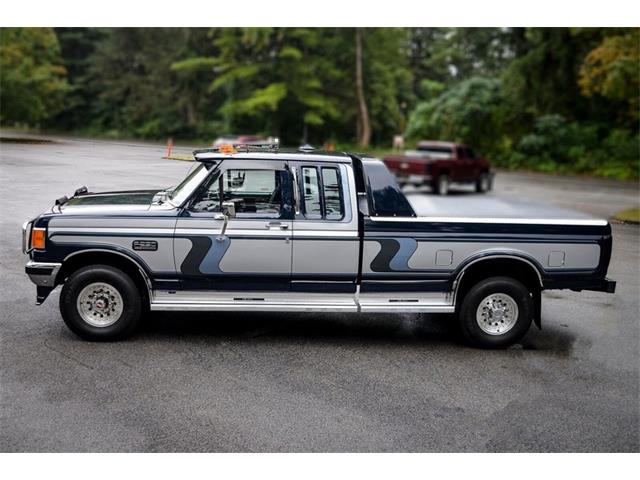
[
  {"x1": 475, "y1": 172, "x2": 491, "y2": 193},
  {"x1": 457, "y1": 276, "x2": 533, "y2": 348},
  {"x1": 59, "y1": 264, "x2": 142, "y2": 341},
  {"x1": 434, "y1": 174, "x2": 450, "y2": 195}
]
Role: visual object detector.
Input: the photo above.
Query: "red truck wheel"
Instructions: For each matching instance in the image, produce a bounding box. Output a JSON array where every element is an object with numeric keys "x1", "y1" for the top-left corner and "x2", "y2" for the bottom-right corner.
[
  {"x1": 476, "y1": 172, "x2": 491, "y2": 193},
  {"x1": 434, "y1": 174, "x2": 450, "y2": 195}
]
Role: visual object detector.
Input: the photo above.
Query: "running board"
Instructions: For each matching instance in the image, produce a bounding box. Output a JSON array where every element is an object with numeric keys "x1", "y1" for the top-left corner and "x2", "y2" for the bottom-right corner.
[
  {"x1": 358, "y1": 292, "x2": 454, "y2": 313},
  {"x1": 150, "y1": 290, "x2": 455, "y2": 313}
]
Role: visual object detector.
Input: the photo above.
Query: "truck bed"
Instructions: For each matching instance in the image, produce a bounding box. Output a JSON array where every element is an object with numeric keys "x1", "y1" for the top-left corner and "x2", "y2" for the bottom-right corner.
[{"x1": 406, "y1": 194, "x2": 600, "y2": 221}]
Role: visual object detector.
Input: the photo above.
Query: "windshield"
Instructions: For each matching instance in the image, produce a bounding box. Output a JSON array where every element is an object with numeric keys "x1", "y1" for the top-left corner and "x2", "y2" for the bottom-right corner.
[{"x1": 168, "y1": 163, "x2": 212, "y2": 205}]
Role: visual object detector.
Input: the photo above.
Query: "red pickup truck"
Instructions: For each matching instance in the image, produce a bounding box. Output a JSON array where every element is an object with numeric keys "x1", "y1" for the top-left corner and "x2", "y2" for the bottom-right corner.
[{"x1": 383, "y1": 141, "x2": 493, "y2": 195}]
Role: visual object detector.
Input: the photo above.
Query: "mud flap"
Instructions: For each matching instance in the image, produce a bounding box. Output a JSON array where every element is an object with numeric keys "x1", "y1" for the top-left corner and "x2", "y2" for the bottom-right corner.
[
  {"x1": 36, "y1": 286, "x2": 53, "y2": 305},
  {"x1": 533, "y1": 289, "x2": 542, "y2": 329}
]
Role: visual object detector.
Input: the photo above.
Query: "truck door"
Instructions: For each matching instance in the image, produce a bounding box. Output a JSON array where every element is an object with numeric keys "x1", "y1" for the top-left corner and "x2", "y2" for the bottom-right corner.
[
  {"x1": 290, "y1": 161, "x2": 359, "y2": 294},
  {"x1": 174, "y1": 160, "x2": 293, "y2": 291}
]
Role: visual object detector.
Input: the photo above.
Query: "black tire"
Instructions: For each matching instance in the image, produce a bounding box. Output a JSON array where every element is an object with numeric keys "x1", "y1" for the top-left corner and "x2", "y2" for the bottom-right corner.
[
  {"x1": 475, "y1": 172, "x2": 491, "y2": 193},
  {"x1": 457, "y1": 276, "x2": 533, "y2": 348},
  {"x1": 59, "y1": 264, "x2": 142, "y2": 341},
  {"x1": 434, "y1": 174, "x2": 450, "y2": 195}
]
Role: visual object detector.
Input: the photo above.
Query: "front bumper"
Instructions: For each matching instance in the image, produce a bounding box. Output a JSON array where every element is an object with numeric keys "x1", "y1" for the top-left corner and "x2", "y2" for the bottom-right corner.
[
  {"x1": 25, "y1": 260, "x2": 61, "y2": 287},
  {"x1": 26, "y1": 261, "x2": 62, "y2": 305}
]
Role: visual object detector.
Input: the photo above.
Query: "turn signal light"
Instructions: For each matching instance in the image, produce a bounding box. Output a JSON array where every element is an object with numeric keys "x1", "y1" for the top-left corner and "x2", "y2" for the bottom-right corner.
[
  {"x1": 31, "y1": 228, "x2": 46, "y2": 250},
  {"x1": 219, "y1": 144, "x2": 236, "y2": 154}
]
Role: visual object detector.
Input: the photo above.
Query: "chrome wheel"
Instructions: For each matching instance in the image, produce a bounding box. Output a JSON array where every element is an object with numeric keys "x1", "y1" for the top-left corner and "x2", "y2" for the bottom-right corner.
[
  {"x1": 475, "y1": 293, "x2": 519, "y2": 335},
  {"x1": 76, "y1": 282, "x2": 123, "y2": 327}
]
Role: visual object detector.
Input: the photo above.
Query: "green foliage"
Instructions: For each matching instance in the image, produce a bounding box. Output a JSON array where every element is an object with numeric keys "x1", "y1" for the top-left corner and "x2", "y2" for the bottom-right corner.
[
  {"x1": 1, "y1": 27, "x2": 637, "y2": 179},
  {"x1": 0, "y1": 28, "x2": 69, "y2": 125},
  {"x1": 499, "y1": 114, "x2": 639, "y2": 179},
  {"x1": 406, "y1": 76, "x2": 502, "y2": 153},
  {"x1": 579, "y1": 29, "x2": 640, "y2": 123}
]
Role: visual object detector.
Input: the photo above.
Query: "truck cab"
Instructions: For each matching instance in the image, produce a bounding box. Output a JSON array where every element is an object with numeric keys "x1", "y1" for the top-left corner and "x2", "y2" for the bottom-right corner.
[{"x1": 23, "y1": 145, "x2": 615, "y2": 347}]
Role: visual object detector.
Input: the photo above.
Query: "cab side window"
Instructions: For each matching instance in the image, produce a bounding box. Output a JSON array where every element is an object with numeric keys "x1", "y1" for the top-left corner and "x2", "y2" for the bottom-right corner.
[
  {"x1": 300, "y1": 166, "x2": 344, "y2": 221},
  {"x1": 301, "y1": 167, "x2": 322, "y2": 219},
  {"x1": 322, "y1": 168, "x2": 343, "y2": 220},
  {"x1": 191, "y1": 168, "x2": 285, "y2": 218}
]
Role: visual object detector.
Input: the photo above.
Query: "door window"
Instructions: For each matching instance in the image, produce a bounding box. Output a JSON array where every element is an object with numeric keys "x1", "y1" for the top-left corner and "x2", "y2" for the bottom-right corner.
[{"x1": 191, "y1": 168, "x2": 285, "y2": 218}]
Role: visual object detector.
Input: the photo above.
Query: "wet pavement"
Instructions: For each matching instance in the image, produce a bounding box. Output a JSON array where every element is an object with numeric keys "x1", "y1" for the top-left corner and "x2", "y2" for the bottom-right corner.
[{"x1": 1, "y1": 133, "x2": 638, "y2": 451}]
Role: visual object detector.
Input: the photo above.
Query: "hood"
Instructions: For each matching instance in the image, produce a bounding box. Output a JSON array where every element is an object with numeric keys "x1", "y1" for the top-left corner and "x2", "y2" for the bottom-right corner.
[{"x1": 57, "y1": 189, "x2": 162, "y2": 214}]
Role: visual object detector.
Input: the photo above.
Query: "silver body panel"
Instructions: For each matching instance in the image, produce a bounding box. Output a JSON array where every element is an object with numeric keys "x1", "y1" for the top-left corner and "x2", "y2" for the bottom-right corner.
[{"x1": 362, "y1": 241, "x2": 601, "y2": 273}]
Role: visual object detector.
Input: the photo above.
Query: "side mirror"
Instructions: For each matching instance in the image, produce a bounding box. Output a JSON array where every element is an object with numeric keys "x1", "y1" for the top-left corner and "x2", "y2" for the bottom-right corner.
[
  {"x1": 214, "y1": 202, "x2": 236, "y2": 241},
  {"x1": 222, "y1": 201, "x2": 236, "y2": 218}
]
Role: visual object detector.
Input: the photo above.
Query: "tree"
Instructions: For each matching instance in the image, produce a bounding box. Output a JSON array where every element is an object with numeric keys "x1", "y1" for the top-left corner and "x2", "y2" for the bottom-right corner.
[
  {"x1": 0, "y1": 28, "x2": 68, "y2": 126},
  {"x1": 83, "y1": 28, "x2": 193, "y2": 138},
  {"x1": 180, "y1": 28, "x2": 342, "y2": 144},
  {"x1": 51, "y1": 28, "x2": 104, "y2": 129},
  {"x1": 355, "y1": 28, "x2": 371, "y2": 147},
  {"x1": 405, "y1": 76, "x2": 502, "y2": 154},
  {"x1": 579, "y1": 28, "x2": 640, "y2": 123}
]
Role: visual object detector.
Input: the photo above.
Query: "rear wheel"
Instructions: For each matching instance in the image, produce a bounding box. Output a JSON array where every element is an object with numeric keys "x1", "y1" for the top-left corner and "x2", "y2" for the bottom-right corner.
[
  {"x1": 434, "y1": 174, "x2": 450, "y2": 195},
  {"x1": 60, "y1": 265, "x2": 142, "y2": 341},
  {"x1": 457, "y1": 276, "x2": 533, "y2": 348}
]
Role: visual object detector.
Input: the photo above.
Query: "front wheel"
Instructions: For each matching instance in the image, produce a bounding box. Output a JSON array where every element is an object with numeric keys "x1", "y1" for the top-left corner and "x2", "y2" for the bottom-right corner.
[
  {"x1": 59, "y1": 265, "x2": 142, "y2": 341},
  {"x1": 457, "y1": 276, "x2": 533, "y2": 348}
]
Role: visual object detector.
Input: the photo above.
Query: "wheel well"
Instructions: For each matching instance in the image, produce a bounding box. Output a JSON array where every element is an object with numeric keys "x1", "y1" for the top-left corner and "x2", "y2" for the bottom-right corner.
[
  {"x1": 455, "y1": 257, "x2": 541, "y2": 305},
  {"x1": 57, "y1": 251, "x2": 151, "y2": 302}
]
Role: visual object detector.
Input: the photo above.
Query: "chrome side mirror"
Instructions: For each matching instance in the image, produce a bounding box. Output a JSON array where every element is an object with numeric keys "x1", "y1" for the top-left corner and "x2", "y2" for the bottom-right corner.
[
  {"x1": 222, "y1": 201, "x2": 236, "y2": 218},
  {"x1": 214, "y1": 212, "x2": 229, "y2": 241},
  {"x1": 214, "y1": 202, "x2": 236, "y2": 241}
]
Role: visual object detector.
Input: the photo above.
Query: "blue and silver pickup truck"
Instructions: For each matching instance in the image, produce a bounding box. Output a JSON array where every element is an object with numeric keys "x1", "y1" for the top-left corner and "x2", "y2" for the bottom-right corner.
[{"x1": 22, "y1": 145, "x2": 616, "y2": 348}]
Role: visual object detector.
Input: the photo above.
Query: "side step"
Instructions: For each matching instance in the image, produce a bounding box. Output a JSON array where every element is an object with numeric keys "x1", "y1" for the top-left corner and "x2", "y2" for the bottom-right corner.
[
  {"x1": 150, "y1": 290, "x2": 455, "y2": 313},
  {"x1": 150, "y1": 290, "x2": 359, "y2": 312}
]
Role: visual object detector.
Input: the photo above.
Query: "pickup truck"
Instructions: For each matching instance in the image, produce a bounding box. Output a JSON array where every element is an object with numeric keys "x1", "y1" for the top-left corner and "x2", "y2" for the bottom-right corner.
[
  {"x1": 22, "y1": 145, "x2": 616, "y2": 348},
  {"x1": 383, "y1": 141, "x2": 493, "y2": 195}
]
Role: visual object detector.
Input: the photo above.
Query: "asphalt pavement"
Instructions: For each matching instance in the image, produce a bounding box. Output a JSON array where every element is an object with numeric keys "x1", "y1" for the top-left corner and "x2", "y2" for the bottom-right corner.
[{"x1": 1, "y1": 132, "x2": 638, "y2": 452}]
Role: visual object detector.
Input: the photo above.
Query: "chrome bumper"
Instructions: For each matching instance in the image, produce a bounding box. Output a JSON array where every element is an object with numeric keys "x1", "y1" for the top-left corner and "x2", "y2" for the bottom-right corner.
[
  {"x1": 25, "y1": 261, "x2": 61, "y2": 287},
  {"x1": 395, "y1": 173, "x2": 433, "y2": 184}
]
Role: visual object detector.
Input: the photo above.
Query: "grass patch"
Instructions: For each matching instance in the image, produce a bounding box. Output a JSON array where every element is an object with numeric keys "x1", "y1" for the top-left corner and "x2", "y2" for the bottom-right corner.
[{"x1": 613, "y1": 207, "x2": 640, "y2": 224}]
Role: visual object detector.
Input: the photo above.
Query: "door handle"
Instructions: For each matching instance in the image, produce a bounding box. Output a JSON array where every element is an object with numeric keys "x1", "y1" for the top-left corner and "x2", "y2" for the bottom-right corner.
[{"x1": 266, "y1": 221, "x2": 289, "y2": 230}]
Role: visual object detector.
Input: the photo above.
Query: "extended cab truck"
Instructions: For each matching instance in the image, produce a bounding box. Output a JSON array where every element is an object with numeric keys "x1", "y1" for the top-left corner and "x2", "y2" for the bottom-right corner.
[
  {"x1": 22, "y1": 146, "x2": 616, "y2": 348},
  {"x1": 383, "y1": 141, "x2": 493, "y2": 195}
]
